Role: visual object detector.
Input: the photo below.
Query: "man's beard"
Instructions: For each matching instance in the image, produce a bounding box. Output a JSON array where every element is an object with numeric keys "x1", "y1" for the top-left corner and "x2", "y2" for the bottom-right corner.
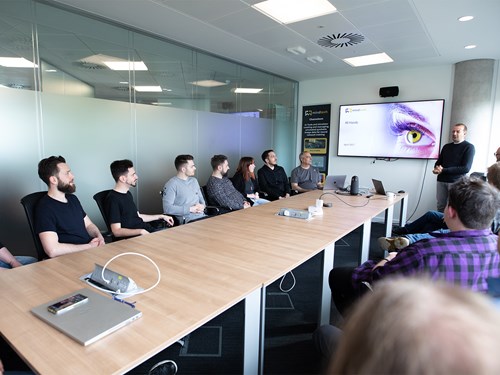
[
  {"x1": 57, "y1": 180, "x2": 76, "y2": 194},
  {"x1": 222, "y1": 171, "x2": 229, "y2": 178}
]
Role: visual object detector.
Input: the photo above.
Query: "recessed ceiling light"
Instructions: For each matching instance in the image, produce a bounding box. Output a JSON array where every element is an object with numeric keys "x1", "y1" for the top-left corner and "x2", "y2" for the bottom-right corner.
[
  {"x1": 464, "y1": 44, "x2": 477, "y2": 49},
  {"x1": 45, "y1": 69, "x2": 57, "y2": 73},
  {"x1": 458, "y1": 15, "x2": 474, "y2": 22},
  {"x1": 119, "y1": 81, "x2": 129, "y2": 84},
  {"x1": 234, "y1": 88, "x2": 263, "y2": 94},
  {"x1": 190, "y1": 80, "x2": 228, "y2": 88},
  {"x1": 0, "y1": 57, "x2": 38, "y2": 68},
  {"x1": 104, "y1": 61, "x2": 148, "y2": 71},
  {"x1": 133, "y1": 85, "x2": 162, "y2": 92},
  {"x1": 252, "y1": 0, "x2": 336, "y2": 24},
  {"x1": 343, "y1": 52, "x2": 393, "y2": 67}
]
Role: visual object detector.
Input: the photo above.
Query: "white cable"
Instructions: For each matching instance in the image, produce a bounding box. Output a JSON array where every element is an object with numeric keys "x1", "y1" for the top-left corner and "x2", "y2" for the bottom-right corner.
[
  {"x1": 279, "y1": 271, "x2": 296, "y2": 293},
  {"x1": 100, "y1": 252, "x2": 161, "y2": 296}
]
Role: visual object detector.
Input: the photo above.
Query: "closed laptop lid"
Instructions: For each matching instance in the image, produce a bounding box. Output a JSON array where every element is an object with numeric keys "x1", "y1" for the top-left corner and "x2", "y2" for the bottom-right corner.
[
  {"x1": 324, "y1": 175, "x2": 347, "y2": 190},
  {"x1": 31, "y1": 288, "x2": 142, "y2": 346}
]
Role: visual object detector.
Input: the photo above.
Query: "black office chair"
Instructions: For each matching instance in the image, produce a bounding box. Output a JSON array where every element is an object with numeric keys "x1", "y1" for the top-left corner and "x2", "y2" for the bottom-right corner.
[
  {"x1": 20, "y1": 191, "x2": 48, "y2": 261},
  {"x1": 92, "y1": 189, "x2": 115, "y2": 242},
  {"x1": 201, "y1": 185, "x2": 231, "y2": 215}
]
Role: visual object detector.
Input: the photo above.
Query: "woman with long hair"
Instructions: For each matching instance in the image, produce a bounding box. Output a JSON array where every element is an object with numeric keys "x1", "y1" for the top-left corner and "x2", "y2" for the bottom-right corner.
[{"x1": 232, "y1": 157, "x2": 270, "y2": 206}]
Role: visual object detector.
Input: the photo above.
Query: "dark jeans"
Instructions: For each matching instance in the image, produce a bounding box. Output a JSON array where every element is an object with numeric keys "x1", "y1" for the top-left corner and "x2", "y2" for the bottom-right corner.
[
  {"x1": 404, "y1": 210, "x2": 447, "y2": 234},
  {"x1": 329, "y1": 267, "x2": 367, "y2": 317}
]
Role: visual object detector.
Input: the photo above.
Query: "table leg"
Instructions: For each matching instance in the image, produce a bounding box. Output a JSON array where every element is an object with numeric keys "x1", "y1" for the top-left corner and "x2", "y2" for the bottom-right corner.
[
  {"x1": 384, "y1": 204, "x2": 394, "y2": 237},
  {"x1": 399, "y1": 196, "x2": 408, "y2": 227},
  {"x1": 244, "y1": 287, "x2": 264, "y2": 375},
  {"x1": 360, "y1": 219, "x2": 371, "y2": 263},
  {"x1": 319, "y1": 242, "x2": 335, "y2": 326}
]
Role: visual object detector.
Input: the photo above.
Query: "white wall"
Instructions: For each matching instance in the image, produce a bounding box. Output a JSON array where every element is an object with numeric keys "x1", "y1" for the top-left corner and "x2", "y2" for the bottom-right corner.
[{"x1": 299, "y1": 65, "x2": 457, "y2": 222}]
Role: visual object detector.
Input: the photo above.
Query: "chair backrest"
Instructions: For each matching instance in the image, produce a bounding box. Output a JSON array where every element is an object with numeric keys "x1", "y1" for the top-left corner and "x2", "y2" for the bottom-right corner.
[
  {"x1": 92, "y1": 189, "x2": 113, "y2": 233},
  {"x1": 20, "y1": 191, "x2": 48, "y2": 261},
  {"x1": 200, "y1": 185, "x2": 231, "y2": 215}
]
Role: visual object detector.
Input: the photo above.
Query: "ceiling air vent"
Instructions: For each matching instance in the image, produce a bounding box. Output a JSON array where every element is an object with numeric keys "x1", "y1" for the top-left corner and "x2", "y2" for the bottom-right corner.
[
  {"x1": 73, "y1": 61, "x2": 106, "y2": 70},
  {"x1": 318, "y1": 33, "x2": 364, "y2": 48}
]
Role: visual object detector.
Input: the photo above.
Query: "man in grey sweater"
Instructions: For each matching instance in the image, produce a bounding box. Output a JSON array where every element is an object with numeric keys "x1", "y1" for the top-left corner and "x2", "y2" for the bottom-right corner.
[{"x1": 162, "y1": 154, "x2": 207, "y2": 224}]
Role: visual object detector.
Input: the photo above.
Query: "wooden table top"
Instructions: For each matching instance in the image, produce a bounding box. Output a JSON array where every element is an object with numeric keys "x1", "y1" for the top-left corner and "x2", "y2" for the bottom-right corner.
[{"x1": 0, "y1": 190, "x2": 405, "y2": 374}]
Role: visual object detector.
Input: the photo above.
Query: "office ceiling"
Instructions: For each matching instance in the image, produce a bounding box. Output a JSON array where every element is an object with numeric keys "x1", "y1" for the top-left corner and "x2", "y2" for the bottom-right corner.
[{"x1": 49, "y1": 0, "x2": 500, "y2": 81}]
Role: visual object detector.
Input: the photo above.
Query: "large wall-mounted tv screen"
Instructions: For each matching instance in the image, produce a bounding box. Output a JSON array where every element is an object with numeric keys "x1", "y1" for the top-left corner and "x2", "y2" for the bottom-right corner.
[{"x1": 337, "y1": 99, "x2": 445, "y2": 159}]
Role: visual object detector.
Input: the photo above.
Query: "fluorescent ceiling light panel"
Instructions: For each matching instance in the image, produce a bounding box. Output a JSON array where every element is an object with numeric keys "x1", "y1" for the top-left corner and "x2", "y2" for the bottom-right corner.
[
  {"x1": 104, "y1": 61, "x2": 148, "y2": 71},
  {"x1": 234, "y1": 88, "x2": 263, "y2": 94},
  {"x1": 343, "y1": 52, "x2": 393, "y2": 67},
  {"x1": 287, "y1": 46, "x2": 306, "y2": 55},
  {"x1": 458, "y1": 15, "x2": 474, "y2": 22},
  {"x1": 190, "y1": 80, "x2": 227, "y2": 87},
  {"x1": 0, "y1": 57, "x2": 38, "y2": 68},
  {"x1": 133, "y1": 85, "x2": 162, "y2": 92},
  {"x1": 464, "y1": 44, "x2": 477, "y2": 49},
  {"x1": 252, "y1": 0, "x2": 336, "y2": 24}
]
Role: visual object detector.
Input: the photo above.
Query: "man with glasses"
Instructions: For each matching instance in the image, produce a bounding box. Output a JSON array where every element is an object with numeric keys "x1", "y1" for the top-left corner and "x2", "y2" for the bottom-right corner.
[{"x1": 291, "y1": 151, "x2": 323, "y2": 193}]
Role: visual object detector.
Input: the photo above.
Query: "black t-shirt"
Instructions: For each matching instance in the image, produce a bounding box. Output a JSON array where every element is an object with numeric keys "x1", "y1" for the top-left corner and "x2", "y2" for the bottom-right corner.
[
  {"x1": 35, "y1": 194, "x2": 92, "y2": 244},
  {"x1": 105, "y1": 190, "x2": 152, "y2": 231}
]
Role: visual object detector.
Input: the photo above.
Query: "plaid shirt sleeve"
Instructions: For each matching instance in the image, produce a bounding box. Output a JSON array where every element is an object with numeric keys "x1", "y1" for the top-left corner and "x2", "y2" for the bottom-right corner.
[{"x1": 352, "y1": 248, "x2": 423, "y2": 288}]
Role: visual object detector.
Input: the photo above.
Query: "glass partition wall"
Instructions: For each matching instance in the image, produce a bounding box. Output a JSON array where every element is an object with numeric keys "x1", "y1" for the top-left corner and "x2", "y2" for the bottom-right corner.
[{"x1": 0, "y1": 0, "x2": 298, "y2": 256}]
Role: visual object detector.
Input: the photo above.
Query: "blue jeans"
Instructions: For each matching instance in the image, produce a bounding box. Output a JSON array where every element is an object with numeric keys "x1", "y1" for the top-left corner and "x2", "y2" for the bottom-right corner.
[
  {"x1": 251, "y1": 198, "x2": 270, "y2": 206},
  {"x1": 405, "y1": 210, "x2": 447, "y2": 233},
  {"x1": 405, "y1": 229, "x2": 450, "y2": 244},
  {"x1": 0, "y1": 256, "x2": 37, "y2": 269}
]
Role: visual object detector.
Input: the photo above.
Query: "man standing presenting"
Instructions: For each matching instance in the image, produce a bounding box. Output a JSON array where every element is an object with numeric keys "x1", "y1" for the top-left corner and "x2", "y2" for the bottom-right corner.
[
  {"x1": 257, "y1": 149, "x2": 291, "y2": 201},
  {"x1": 206, "y1": 155, "x2": 251, "y2": 210},
  {"x1": 162, "y1": 154, "x2": 206, "y2": 224},
  {"x1": 291, "y1": 151, "x2": 323, "y2": 193},
  {"x1": 433, "y1": 123, "x2": 475, "y2": 212},
  {"x1": 106, "y1": 159, "x2": 173, "y2": 238},
  {"x1": 35, "y1": 156, "x2": 105, "y2": 257}
]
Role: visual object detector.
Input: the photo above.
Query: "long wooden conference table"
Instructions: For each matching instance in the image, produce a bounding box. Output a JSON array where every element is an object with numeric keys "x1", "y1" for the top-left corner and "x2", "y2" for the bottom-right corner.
[{"x1": 0, "y1": 190, "x2": 407, "y2": 374}]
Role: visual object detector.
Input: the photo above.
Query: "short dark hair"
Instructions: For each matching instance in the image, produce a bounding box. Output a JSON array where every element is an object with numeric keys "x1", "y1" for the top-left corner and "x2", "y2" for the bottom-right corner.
[
  {"x1": 110, "y1": 159, "x2": 133, "y2": 182},
  {"x1": 174, "y1": 154, "x2": 194, "y2": 171},
  {"x1": 448, "y1": 177, "x2": 500, "y2": 229},
  {"x1": 38, "y1": 156, "x2": 66, "y2": 185},
  {"x1": 261, "y1": 149, "x2": 274, "y2": 163},
  {"x1": 454, "y1": 123, "x2": 468, "y2": 132},
  {"x1": 210, "y1": 154, "x2": 227, "y2": 171}
]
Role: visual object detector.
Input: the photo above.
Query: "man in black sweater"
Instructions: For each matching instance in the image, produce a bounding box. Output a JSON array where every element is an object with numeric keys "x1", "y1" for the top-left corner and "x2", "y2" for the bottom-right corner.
[
  {"x1": 257, "y1": 149, "x2": 291, "y2": 201},
  {"x1": 433, "y1": 123, "x2": 475, "y2": 212}
]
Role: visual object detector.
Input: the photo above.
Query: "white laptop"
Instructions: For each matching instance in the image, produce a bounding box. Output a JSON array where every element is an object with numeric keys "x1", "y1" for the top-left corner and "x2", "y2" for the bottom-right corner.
[
  {"x1": 31, "y1": 288, "x2": 142, "y2": 346},
  {"x1": 324, "y1": 175, "x2": 347, "y2": 191}
]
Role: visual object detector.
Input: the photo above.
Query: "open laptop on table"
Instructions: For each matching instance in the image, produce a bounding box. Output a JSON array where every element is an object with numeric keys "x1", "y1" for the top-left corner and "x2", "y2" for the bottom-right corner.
[
  {"x1": 372, "y1": 179, "x2": 387, "y2": 195},
  {"x1": 31, "y1": 288, "x2": 142, "y2": 346},
  {"x1": 324, "y1": 175, "x2": 347, "y2": 191}
]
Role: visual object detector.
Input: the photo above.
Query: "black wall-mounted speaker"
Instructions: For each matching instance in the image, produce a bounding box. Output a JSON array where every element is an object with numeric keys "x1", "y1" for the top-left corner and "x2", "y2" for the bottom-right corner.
[{"x1": 379, "y1": 86, "x2": 399, "y2": 97}]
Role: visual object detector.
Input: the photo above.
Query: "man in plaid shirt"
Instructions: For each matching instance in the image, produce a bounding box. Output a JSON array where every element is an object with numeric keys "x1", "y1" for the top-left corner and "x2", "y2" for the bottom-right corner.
[{"x1": 351, "y1": 177, "x2": 500, "y2": 292}]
